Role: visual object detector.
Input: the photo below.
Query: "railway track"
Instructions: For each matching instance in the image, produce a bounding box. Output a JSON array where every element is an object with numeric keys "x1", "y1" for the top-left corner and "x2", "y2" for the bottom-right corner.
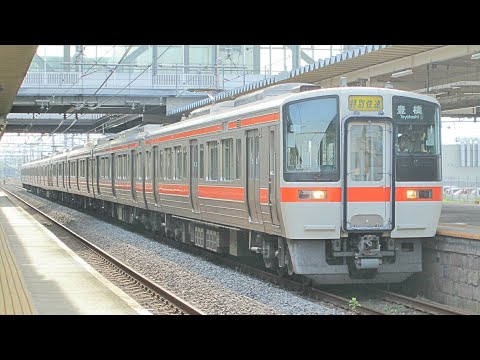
[
  {"x1": 370, "y1": 287, "x2": 470, "y2": 315},
  {"x1": 1, "y1": 186, "x2": 204, "y2": 315}
]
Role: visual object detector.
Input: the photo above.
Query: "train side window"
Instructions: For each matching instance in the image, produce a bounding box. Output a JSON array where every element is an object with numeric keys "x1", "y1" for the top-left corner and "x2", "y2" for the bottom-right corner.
[
  {"x1": 159, "y1": 150, "x2": 164, "y2": 180},
  {"x1": 135, "y1": 152, "x2": 141, "y2": 181},
  {"x1": 199, "y1": 144, "x2": 204, "y2": 179},
  {"x1": 207, "y1": 141, "x2": 219, "y2": 181},
  {"x1": 106, "y1": 156, "x2": 111, "y2": 179},
  {"x1": 222, "y1": 138, "x2": 233, "y2": 181},
  {"x1": 183, "y1": 146, "x2": 188, "y2": 179},
  {"x1": 174, "y1": 146, "x2": 182, "y2": 180},
  {"x1": 146, "y1": 151, "x2": 152, "y2": 181},
  {"x1": 236, "y1": 139, "x2": 241, "y2": 179},
  {"x1": 166, "y1": 148, "x2": 172, "y2": 180},
  {"x1": 117, "y1": 155, "x2": 122, "y2": 180}
]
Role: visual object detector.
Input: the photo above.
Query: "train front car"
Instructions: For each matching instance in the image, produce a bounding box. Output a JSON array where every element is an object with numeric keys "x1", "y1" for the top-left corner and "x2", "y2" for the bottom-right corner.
[{"x1": 278, "y1": 88, "x2": 442, "y2": 284}]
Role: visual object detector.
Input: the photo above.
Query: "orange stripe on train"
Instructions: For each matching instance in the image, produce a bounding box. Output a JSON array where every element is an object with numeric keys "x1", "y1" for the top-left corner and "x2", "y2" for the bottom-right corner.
[
  {"x1": 198, "y1": 185, "x2": 244, "y2": 201},
  {"x1": 145, "y1": 125, "x2": 222, "y2": 145},
  {"x1": 347, "y1": 187, "x2": 391, "y2": 202},
  {"x1": 158, "y1": 184, "x2": 189, "y2": 196},
  {"x1": 228, "y1": 113, "x2": 280, "y2": 129}
]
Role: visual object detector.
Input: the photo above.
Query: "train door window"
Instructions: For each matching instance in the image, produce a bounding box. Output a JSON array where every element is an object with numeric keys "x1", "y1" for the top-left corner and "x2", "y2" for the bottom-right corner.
[
  {"x1": 159, "y1": 149, "x2": 164, "y2": 180},
  {"x1": 207, "y1": 141, "x2": 219, "y2": 181},
  {"x1": 222, "y1": 138, "x2": 233, "y2": 181},
  {"x1": 270, "y1": 130, "x2": 275, "y2": 176},
  {"x1": 255, "y1": 136, "x2": 260, "y2": 179},
  {"x1": 136, "y1": 152, "x2": 142, "y2": 181},
  {"x1": 166, "y1": 148, "x2": 172, "y2": 180},
  {"x1": 117, "y1": 155, "x2": 122, "y2": 180},
  {"x1": 236, "y1": 139, "x2": 241, "y2": 179},
  {"x1": 350, "y1": 125, "x2": 383, "y2": 181},
  {"x1": 248, "y1": 137, "x2": 254, "y2": 180},
  {"x1": 124, "y1": 154, "x2": 128, "y2": 179},
  {"x1": 107, "y1": 156, "x2": 111, "y2": 179},
  {"x1": 76, "y1": 160, "x2": 79, "y2": 183},
  {"x1": 174, "y1": 146, "x2": 182, "y2": 180},
  {"x1": 146, "y1": 151, "x2": 152, "y2": 181},
  {"x1": 199, "y1": 144, "x2": 205, "y2": 179},
  {"x1": 183, "y1": 146, "x2": 188, "y2": 179}
]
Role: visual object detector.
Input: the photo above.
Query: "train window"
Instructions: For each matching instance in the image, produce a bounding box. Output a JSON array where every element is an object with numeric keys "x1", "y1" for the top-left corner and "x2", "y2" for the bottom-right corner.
[
  {"x1": 283, "y1": 96, "x2": 339, "y2": 182},
  {"x1": 146, "y1": 151, "x2": 152, "y2": 181},
  {"x1": 236, "y1": 139, "x2": 241, "y2": 179},
  {"x1": 117, "y1": 155, "x2": 122, "y2": 180},
  {"x1": 159, "y1": 150, "x2": 164, "y2": 180},
  {"x1": 136, "y1": 152, "x2": 142, "y2": 181},
  {"x1": 207, "y1": 141, "x2": 219, "y2": 181},
  {"x1": 393, "y1": 97, "x2": 441, "y2": 182},
  {"x1": 222, "y1": 139, "x2": 233, "y2": 181},
  {"x1": 393, "y1": 98, "x2": 440, "y2": 155},
  {"x1": 124, "y1": 155, "x2": 128, "y2": 179},
  {"x1": 199, "y1": 144, "x2": 205, "y2": 179},
  {"x1": 183, "y1": 146, "x2": 188, "y2": 179},
  {"x1": 255, "y1": 136, "x2": 260, "y2": 180},
  {"x1": 174, "y1": 146, "x2": 182, "y2": 180},
  {"x1": 350, "y1": 125, "x2": 384, "y2": 181},
  {"x1": 166, "y1": 148, "x2": 172, "y2": 180}
]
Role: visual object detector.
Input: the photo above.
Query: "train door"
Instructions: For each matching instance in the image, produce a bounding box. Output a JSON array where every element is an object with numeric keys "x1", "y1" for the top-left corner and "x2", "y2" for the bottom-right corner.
[
  {"x1": 96, "y1": 156, "x2": 101, "y2": 195},
  {"x1": 268, "y1": 127, "x2": 280, "y2": 227},
  {"x1": 111, "y1": 153, "x2": 116, "y2": 198},
  {"x1": 131, "y1": 150, "x2": 137, "y2": 202},
  {"x1": 142, "y1": 148, "x2": 148, "y2": 208},
  {"x1": 90, "y1": 154, "x2": 95, "y2": 196},
  {"x1": 345, "y1": 120, "x2": 393, "y2": 231},
  {"x1": 153, "y1": 146, "x2": 159, "y2": 206},
  {"x1": 246, "y1": 129, "x2": 261, "y2": 223},
  {"x1": 86, "y1": 157, "x2": 90, "y2": 193},
  {"x1": 189, "y1": 139, "x2": 200, "y2": 213}
]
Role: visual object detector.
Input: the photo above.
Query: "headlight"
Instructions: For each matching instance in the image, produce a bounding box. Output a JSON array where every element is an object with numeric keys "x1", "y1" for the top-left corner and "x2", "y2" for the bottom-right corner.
[
  {"x1": 298, "y1": 190, "x2": 327, "y2": 200},
  {"x1": 312, "y1": 190, "x2": 327, "y2": 200},
  {"x1": 406, "y1": 189, "x2": 432, "y2": 199},
  {"x1": 406, "y1": 190, "x2": 417, "y2": 199}
]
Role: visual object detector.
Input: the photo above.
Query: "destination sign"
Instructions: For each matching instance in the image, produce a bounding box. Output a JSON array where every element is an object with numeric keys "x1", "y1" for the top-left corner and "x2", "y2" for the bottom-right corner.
[
  {"x1": 394, "y1": 103, "x2": 423, "y2": 120},
  {"x1": 348, "y1": 95, "x2": 383, "y2": 111}
]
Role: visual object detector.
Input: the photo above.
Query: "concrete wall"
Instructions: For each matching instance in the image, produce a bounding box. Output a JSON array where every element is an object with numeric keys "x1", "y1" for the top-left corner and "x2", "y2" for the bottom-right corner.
[{"x1": 405, "y1": 236, "x2": 480, "y2": 314}]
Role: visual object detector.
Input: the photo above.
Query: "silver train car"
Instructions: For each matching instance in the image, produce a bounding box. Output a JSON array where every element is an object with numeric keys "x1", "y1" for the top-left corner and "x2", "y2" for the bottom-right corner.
[{"x1": 21, "y1": 83, "x2": 442, "y2": 284}]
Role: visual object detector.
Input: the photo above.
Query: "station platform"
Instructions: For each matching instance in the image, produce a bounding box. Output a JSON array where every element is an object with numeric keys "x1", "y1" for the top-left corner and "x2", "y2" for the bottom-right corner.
[
  {"x1": 0, "y1": 190, "x2": 150, "y2": 315},
  {"x1": 437, "y1": 223, "x2": 480, "y2": 241}
]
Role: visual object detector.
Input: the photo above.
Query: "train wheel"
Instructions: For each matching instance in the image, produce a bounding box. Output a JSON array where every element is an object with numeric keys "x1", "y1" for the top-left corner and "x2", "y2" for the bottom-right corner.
[{"x1": 277, "y1": 267, "x2": 287, "y2": 277}]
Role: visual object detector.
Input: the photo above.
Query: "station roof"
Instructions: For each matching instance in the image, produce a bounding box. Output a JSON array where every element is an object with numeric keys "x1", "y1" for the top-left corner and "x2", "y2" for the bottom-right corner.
[
  {"x1": 0, "y1": 46, "x2": 38, "y2": 137},
  {"x1": 168, "y1": 45, "x2": 480, "y2": 119}
]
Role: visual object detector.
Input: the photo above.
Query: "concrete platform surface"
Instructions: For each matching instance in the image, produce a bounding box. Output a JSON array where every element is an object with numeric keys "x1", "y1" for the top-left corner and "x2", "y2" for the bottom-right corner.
[{"x1": 0, "y1": 191, "x2": 150, "y2": 315}]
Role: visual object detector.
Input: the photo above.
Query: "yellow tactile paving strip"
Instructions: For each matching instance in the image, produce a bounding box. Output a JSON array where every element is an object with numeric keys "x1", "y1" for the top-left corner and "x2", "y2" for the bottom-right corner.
[{"x1": 0, "y1": 225, "x2": 35, "y2": 315}]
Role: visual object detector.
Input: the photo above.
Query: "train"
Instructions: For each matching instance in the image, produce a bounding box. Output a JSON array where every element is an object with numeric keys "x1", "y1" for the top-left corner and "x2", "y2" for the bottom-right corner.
[{"x1": 21, "y1": 83, "x2": 442, "y2": 284}]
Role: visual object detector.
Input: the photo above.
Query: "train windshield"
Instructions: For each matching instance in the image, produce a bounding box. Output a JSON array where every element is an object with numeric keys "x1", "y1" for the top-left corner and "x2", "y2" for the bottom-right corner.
[
  {"x1": 283, "y1": 96, "x2": 339, "y2": 182},
  {"x1": 393, "y1": 96, "x2": 441, "y2": 181},
  {"x1": 394, "y1": 98, "x2": 440, "y2": 155}
]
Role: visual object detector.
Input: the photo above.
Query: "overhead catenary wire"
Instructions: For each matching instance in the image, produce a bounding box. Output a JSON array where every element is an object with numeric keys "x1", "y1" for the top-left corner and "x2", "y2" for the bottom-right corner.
[{"x1": 50, "y1": 46, "x2": 134, "y2": 135}]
